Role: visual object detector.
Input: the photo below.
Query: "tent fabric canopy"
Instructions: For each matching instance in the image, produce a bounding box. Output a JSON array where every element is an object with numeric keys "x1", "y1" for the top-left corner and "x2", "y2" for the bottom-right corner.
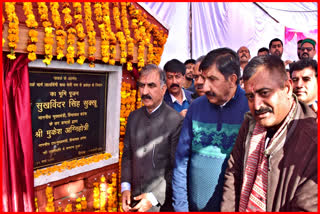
[{"x1": 140, "y1": 2, "x2": 318, "y2": 67}]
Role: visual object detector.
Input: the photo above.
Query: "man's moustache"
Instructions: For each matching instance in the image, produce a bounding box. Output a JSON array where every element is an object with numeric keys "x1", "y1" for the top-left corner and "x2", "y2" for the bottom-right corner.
[
  {"x1": 255, "y1": 106, "x2": 273, "y2": 115},
  {"x1": 141, "y1": 94, "x2": 152, "y2": 100},
  {"x1": 170, "y1": 84, "x2": 180, "y2": 89},
  {"x1": 205, "y1": 91, "x2": 215, "y2": 97}
]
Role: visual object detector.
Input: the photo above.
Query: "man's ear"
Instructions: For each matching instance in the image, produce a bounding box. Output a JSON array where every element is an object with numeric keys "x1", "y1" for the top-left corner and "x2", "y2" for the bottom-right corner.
[
  {"x1": 229, "y1": 73, "x2": 238, "y2": 85},
  {"x1": 285, "y1": 79, "x2": 293, "y2": 98},
  {"x1": 161, "y1": 84, "x2": 167, "y2": 95}
]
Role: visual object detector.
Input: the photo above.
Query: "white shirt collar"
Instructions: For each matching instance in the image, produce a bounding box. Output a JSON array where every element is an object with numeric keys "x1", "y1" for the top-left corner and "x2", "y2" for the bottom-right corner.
[
  {"x1": 169, "y1": 89, "x2": 187, "y2": 105},
  {"x1": 150, "y1": 101, "x2": 163, "y2": 114}
]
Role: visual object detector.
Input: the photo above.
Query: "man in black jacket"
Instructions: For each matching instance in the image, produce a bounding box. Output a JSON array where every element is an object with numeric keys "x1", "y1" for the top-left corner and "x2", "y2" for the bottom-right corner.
[{"x1": 121, "y1": 64, "x2": 183, "y2": 212}]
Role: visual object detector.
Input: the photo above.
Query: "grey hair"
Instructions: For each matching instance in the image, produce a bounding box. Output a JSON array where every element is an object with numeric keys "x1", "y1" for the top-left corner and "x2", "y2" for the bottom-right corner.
[
  {"x1": 139, "y1": 64, "x2": 166, "y2": 86},
  {"x1": 243, "y1": 55, "x2": 288, "y2": 88}
]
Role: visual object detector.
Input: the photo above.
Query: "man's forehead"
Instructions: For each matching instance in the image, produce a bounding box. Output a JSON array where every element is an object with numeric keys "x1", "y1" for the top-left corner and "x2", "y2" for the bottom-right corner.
[
  {"x1": 272, "y1": 41, "x2": 282, "y2": 46},
  {"x1": 203, "y1": 64, "x2": 220, "y2": 76},
  {"x1": 239, "y1": 47, "x2": 249, "y2": 51},
  {"x1": 140, "y1": 70, "x2": 159, "y2": 81},
  {"x1": 292, "y1": 67, "x2": 316, "y2": 76},
  {"x1": 302, "y1": 42, "x2": 314, "y2": 47},
  {"x1": 166, "y1": 71, "x2": 182, "y2": 76},
  {"x1": 138, "y1": 78, "x2": 159, "y2": 86},
  {"x1": 244, "y1": 68, "x2": 268, "y2": 90}
]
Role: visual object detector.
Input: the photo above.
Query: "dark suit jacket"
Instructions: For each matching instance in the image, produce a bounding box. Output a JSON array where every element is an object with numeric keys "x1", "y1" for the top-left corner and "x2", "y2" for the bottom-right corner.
[
  {"x1": 121, "y1": 102, "x2": 184, "y2": 211},
  {"x1": 163, "y1": 88, "x2": 193, "y2": 110}
]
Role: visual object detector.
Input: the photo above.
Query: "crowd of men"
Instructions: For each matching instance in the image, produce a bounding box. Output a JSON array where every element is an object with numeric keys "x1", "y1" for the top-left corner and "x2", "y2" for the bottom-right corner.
[{"x1": 120, "y1": 37, "x2": 318, "y2": 212}]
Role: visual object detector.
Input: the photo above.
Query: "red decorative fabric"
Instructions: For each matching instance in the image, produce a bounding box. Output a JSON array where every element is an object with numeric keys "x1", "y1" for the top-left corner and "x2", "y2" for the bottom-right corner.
[
  {"x1": 239, "y1": 123, "x2": 267, "y2": 212},
  {"x1": 2, "y1": 53, "x2": 35, "y2": 212},
  {"x1": 284, "y1": 26, "x2": 318, "y2": 44}
]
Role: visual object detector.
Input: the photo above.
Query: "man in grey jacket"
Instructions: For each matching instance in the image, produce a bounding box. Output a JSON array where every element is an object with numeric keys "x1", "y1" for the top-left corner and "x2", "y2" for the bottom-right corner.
[
  {"x1": 121, "y1": 64, "x2": 183, "y2": 212},
  {"x1": 221, "y1": 55, "x2": 318, "y2": 212}
]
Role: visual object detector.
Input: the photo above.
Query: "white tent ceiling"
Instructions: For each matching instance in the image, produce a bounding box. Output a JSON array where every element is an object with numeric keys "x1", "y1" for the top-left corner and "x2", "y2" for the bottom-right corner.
[{"x1": 139, "y1": 2, "x2": 318, "y2": 68}]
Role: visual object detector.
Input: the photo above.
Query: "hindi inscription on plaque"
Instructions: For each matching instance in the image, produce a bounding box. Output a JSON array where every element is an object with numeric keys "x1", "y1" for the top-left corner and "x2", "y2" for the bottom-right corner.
[{"x1": 29, "y1": 69, "x2": 107, "y2": 169}]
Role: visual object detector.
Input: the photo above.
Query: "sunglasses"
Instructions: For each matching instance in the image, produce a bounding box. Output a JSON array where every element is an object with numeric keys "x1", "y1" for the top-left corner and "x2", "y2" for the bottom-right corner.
[{"x1": 301, "y1": 47, "x2": 314, "y2": 52}]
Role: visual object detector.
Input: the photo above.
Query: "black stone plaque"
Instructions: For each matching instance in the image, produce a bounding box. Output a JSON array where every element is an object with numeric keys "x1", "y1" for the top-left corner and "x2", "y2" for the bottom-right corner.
[{"x1": 29, "y1": 69, "x2": 107, "y2": 169}]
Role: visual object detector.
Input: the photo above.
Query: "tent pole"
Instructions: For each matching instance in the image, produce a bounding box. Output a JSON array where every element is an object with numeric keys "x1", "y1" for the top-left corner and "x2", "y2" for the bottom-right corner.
[{"x1": 253, "y1": 2, "x2": 279, "y2": 23}]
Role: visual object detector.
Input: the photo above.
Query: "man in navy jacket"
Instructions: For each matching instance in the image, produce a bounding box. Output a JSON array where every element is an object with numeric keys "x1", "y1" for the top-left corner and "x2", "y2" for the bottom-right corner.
[{"x1": 163, "y1": 59, "x2": 193, "y2": 117}]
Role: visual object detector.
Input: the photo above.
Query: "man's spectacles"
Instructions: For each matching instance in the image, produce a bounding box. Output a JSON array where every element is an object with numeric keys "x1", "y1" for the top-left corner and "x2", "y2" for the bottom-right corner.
[{"x1": 301, "y1": 47, "x2": 314, "y2": 52}]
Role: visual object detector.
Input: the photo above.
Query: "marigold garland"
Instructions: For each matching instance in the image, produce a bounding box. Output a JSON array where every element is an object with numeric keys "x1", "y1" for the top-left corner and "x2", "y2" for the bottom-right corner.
[
  {"x1": 107, "y1": 173, "x2": 118, "y2": 211},
  {"x1": 84, "y1": 2, "x2": 96, "y2": 68},
  {"x1": 136, "y1": 89, "x2": 143, "y2": 109},
  {"x1": 151, "y1": 23, "x2": 168, "y2": 65},
  {"x1": 75, "y1": 197, "x2": 82, "y2": 212},
  {"x1": 102, "y1": 2, "x2": 117, "y2": 65},
  {"x1": 81, "y1": 195, "x2": 87, "y2": 210},
  {"x1": 64, "y1": 200, "x2": 73, "y2": 212},
  {"x1": 113, "y1": 2, "x2": 127, "y2": 65},
  {"x1": 93, "y1": 179, "x2": 100, "y2": 210},
  {"x1": 128, "y1": 3, "x2": 168, "y2": 67},
  {"x1": 128, "y1": 3, "x2": 168, "y2": 66},
  {"x1": 62, "y1": 3, "x2": 76, "y2": 64},
  {"x1": 37, "y1": 2, "x2": 54, "y2": 65},
  {"x1": 73, "y1": 2, "x2": 86, "y2": 65},
  {"x1": 45, "y1": 184, "x2": 55, "y2": 212},
  {"x1": 99, "y1": 175, "x2": 107, "y2": 211},
  {"x1": 118, "y1": 138, "x2": 124, "y2": 212},
  {"x1": 57, "y1": 202, "x2": 63, "y2": 212},
  {"x1": 2, "y1": 14, "x2": 5, "y2": 46},
  {"x1": 23, "y1": 3, "x2": 38, "y2": 61},
  {"x1": 144, "y1": 22, "x2": 155, "y2": 64},
  {"x1": 95, "y1": 3, "x2": 109, "y2": 64},
  {"x1": 120, "y1": 3, "x2": 134, "y2": 70},
  {"x1": 127, "y1": 62, "x2": 133, "y2": 71},
  {"x1": 5, "y1": 2, "x2": 19, "y2": 60},
  {"x1": 34, "y1": 153, "x2": 112, "y2": 178},
  {"x1": 50, "y1": 2, "x2": 66, "y2": 61},
  {"x1": 4, "y1": 3, "x2": 168, "y2": 68},
  {"x1": 34, "y1": 197, "x2": 39, "y2": 212},
  {"x1": 128, "y1": 4, "x2": 146, "y2": 69}
]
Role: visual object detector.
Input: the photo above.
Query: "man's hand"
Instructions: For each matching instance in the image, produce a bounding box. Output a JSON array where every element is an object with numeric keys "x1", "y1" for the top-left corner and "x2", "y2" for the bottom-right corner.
[
  {"x1": 121, "y1": 190, "x2": 131, "y2": 212},
  {"x1": 180, "y1": 109, "x2": 188, "y2": 117},
  {"x1": 129, "y1": 193, "x2": 153, "y2": 212}
]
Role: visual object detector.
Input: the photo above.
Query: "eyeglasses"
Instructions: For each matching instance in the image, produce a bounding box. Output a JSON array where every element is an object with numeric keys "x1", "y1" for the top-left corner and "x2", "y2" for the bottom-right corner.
[{"x1": 301, "y1": 47, "x2": 314, "y2": 52}]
